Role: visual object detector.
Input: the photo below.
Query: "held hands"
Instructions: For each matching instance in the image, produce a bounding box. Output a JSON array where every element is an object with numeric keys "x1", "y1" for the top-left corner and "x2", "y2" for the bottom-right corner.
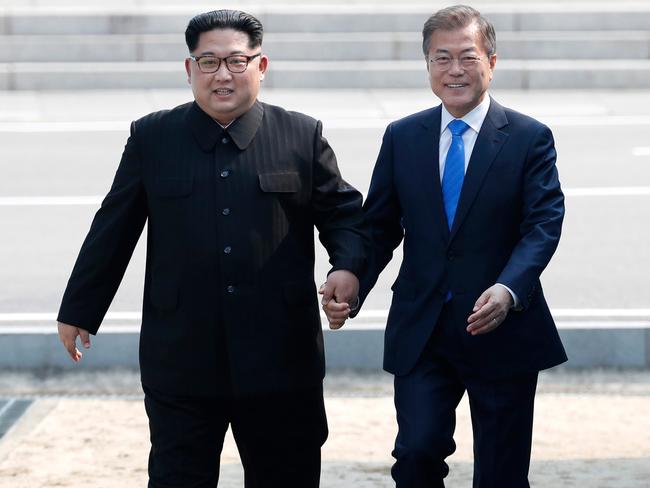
[
  {"x1": 318, "y1": 270, "x2": 359, "y2": 330},
  {"x1": 466, "y1": 284, "x2": 514, "y2": 336},
  {"x1": 57, "y1": 322, "x2": 91, "y2": 362}
]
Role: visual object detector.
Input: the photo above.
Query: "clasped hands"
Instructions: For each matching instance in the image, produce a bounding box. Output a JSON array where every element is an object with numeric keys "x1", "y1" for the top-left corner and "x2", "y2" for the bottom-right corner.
[{"x1": 319, "y1": 269, "x2": 359, "y2": 329}]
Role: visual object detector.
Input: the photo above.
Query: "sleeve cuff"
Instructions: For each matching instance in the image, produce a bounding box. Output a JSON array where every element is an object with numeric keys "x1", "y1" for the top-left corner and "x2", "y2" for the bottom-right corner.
[{"x1": 495, "y1": 283, "x2": 522, "y2": 311}]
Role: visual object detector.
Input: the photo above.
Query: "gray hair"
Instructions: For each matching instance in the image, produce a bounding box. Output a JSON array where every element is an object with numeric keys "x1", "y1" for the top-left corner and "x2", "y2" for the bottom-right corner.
[{"x1": 422, "y1": 5, "x2": 496, "y2": 57}]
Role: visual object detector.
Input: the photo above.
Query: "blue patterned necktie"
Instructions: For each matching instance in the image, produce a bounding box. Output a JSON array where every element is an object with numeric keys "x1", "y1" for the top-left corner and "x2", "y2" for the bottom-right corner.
[{"x1": 441, "y1": 119, "x2": 470, "y2": 230}]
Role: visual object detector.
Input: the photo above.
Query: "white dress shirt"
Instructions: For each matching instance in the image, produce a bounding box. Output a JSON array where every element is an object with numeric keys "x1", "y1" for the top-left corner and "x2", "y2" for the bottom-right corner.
[
  {"x1": 439, "y1": 95, "x2": 490, "y2": 182},
  {"x1": 438, "y1": 95, "x2": 520, "y2": 309}
]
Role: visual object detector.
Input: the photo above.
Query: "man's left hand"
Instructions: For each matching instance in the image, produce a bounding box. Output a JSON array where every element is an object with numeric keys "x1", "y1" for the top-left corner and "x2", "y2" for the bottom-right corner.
[{"x1": 466, "y1": 284, "x2": 514, "y2": 336}]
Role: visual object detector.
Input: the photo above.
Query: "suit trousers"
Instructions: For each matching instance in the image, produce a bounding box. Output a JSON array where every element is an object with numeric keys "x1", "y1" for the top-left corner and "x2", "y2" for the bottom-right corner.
[
  {"x1": 391, "y1": 306, "x2": 538, "y2": 488},
  {"x1": 144, "y1": 383, "x2": 328, "y2": 488}
]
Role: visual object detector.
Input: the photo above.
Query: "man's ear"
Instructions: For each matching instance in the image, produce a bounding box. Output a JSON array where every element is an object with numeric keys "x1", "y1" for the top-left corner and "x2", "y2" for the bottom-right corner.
[
  {"x1": 488, "y1": 53, "x2": 497, "y2": 76},
  {"x1": 258, "y1": 55, "x2": 269, "y2": 81},
  {"x1": 184, "y1": 57, "x2": 192, "y2": 84}
]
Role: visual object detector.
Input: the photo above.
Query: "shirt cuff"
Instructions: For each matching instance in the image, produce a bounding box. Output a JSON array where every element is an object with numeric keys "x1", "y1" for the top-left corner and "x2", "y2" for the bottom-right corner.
[{"x1": 495, "y1": 283, "x2": 521, "y2": 310}]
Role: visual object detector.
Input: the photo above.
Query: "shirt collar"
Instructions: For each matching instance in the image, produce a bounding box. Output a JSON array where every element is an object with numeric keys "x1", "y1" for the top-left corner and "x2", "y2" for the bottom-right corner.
[
  {"x1": 188, "y1": 100, "x2": 264, "y2": 152},
  {"x1": 440, "y1": 95, "x2": 491, "y2": 135}
]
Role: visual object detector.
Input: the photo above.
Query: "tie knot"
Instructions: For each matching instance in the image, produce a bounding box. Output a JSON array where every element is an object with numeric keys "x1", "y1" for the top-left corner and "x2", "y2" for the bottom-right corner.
[{"x1": 448, "y1": 119, "x2": 469, "y2": 137}]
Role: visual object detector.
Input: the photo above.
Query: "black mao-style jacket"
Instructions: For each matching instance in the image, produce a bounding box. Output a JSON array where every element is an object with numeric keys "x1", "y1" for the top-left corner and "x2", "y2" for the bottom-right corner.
[{"x1": 58, "y1": 101, "x2": 366, "y2": 396}]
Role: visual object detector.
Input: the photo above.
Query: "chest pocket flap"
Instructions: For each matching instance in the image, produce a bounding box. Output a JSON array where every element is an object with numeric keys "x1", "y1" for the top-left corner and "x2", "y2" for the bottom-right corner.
[{"x1": 259, "y1": 172, "x2": 301, "y2": 193}]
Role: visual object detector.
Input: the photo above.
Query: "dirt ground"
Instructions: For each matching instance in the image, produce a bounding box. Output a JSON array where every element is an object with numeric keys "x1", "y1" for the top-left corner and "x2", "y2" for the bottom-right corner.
[{"x1": 0, "y1": 369, "x2": 649, "y2": 487}]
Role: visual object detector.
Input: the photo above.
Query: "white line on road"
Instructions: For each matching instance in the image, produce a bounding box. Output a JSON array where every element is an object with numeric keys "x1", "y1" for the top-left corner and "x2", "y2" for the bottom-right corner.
[
  {"x1": 633, "y1": 147, "x2": 650, "y2": 156},
  {"x1": 4, "y1": 115, "x2": 650, "y2": 133},
  {"x1": 3, "y1": 187, "x2": 650, "y2": 207},
  {"x1": 2, "y1": 312, "x2": 141, "y2": 321},
  {"x1": 563, "y1": 186, "x2": 650, "y2": 196},
  {"x1": 0, "y1": 121, "x2": 128, "y2": 133},
  {"x1": 0, "y1": 196, "x2": 103, "y2": 206},
  {"x1": 552, "y1": 309, "x2": 650, "y2": 318},
  {"x1": 4, "y1": 309, "x2": 650, "y2": 323}
]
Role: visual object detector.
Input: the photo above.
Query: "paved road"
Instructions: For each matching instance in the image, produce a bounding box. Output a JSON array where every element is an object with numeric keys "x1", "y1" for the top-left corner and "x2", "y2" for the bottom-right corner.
[{"x1": 1, "y1": 88, "x2": 649, "y2": 323}]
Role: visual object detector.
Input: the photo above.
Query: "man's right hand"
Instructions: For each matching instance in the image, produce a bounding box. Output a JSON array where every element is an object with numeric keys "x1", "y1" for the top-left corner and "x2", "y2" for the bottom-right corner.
[
  {"x1": 321, "y1": 299, "x2": 352, "y2": 329},
  {"x1": 57, "y1": 322, "x2": 91, "y2": 362}
]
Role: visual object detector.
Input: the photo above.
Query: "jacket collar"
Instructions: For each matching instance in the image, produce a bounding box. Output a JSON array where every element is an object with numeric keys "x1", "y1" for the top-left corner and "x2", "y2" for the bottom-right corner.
[{"x1": 188, "y1": 100, "x2": 264, "y2": 152}]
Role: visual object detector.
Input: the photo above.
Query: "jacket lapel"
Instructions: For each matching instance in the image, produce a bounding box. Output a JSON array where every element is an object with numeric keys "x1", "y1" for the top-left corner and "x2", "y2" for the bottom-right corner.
[
  {"x1": 417, "y1": 106, "x2": 450, "y2": 243},
  {"x1": 449, "y1": 99, "x2": 509, "y2": 241}
]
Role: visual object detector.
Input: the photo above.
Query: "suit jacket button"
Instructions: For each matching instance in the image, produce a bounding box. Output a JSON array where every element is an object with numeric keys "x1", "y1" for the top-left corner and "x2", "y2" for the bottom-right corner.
[
  {"x1": 222, "y1": 208, "x2": 231, "y2": 216},
  {"x1": 224, "y1": 246, "x2": 232, "y2": 254},
  {"x1": 220, "y1": 170, "x2": 230, "y2": 178},
  {"x1": 226, "y1": 285, "x2": 235, "y2": 294},
  {"x1": 221, "y1": 137, "x2": 229, "y2": 144}
]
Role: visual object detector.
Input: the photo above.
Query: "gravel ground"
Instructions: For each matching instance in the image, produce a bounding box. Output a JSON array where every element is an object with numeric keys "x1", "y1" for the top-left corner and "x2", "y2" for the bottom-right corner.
[{"x1": 0, "y1": 369, "x2": 649, "y2": 487}]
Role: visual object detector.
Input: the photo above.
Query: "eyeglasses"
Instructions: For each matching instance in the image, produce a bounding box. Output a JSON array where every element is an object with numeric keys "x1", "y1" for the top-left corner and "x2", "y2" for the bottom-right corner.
[
  {"x1": 189, "y1": 53, "x2": 262, "y2": 74},
  {"x1": 429, "y1": 55, "x2": 486, "y2": 71}
]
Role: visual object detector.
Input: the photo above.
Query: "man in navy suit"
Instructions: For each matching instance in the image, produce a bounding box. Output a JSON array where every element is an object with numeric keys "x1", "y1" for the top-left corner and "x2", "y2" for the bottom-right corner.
[{"x1": 323, "y1": 5, "x2": 566, "y2": 487}]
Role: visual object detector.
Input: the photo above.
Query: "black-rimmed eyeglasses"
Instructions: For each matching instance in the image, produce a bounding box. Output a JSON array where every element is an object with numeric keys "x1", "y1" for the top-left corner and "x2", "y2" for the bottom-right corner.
[{"x1": 189, "y1": 53, "x2": 262, "y2": 74}]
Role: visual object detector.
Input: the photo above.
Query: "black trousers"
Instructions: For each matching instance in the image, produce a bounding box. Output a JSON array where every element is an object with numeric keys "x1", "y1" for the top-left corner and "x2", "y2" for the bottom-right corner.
[
  {"x1": 143, "y1": 384, "x2": 328, "y2": 488},
  {"x1": 391, "y1": 307, "x2": 539, "y2": 488}
]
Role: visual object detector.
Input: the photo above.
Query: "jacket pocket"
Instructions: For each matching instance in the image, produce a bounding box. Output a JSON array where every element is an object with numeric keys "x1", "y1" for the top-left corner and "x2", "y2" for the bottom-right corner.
[
  {"x1": 153, "y1": 178, "x2": 193, "y2": 198},
  {"x1": 259, "y1": 172, "x2": 301, "y2": 193}
]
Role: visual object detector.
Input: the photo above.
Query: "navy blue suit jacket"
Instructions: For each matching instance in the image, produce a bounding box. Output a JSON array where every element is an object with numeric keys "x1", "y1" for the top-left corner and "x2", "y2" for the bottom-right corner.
[{"x1": 359, "y1": 98, "x2": 567, "y2": 379}]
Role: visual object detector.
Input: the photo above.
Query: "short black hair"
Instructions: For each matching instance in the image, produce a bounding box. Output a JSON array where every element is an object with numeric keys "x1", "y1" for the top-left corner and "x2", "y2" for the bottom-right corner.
[
  {"x1": 185, "y1": 9, "x2": 264, "y2": 53},
  {"x1": 422, "y1": 5, "x2": 496, "y2": 57}
]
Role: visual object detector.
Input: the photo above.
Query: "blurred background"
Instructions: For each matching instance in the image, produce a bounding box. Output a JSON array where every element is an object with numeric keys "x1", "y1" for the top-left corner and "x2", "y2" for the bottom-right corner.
[{"x1": 0, "y1": 0, "x2": 649, "y2": 487}]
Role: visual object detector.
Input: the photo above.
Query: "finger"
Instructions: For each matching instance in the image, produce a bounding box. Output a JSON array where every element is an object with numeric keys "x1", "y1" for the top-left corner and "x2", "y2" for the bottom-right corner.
[
  {"x1": 324, "y1": 301, "x2": 349, "y2": 312},
  {"x1": 468, "y1": 321, "x2": 498, "y2": 335},
  {"x1": 322, "y1": 303, "x2": 350, "y2": 318},
  {"x1": 467, "y1": 302, "x2": 496, "y2": 324},
  {"x1": 470, "y1": 312, "x2": 499, "y2": 330},
  {"x1": 472, "y1": 290, "x2": 491, "y2": 312},
  {"x1": 78, "y1": 329, "x2": 91, "y2": 349},
  {"x1": 63, "y1": 339, "x2": 82, "y2": 362},
  {"x1": 319, "y1": 282, "x2": 335, "y2": 304},
  {"x1": 324, "y1": 310, "x2": 351, "y2": 321},
  {"x1": 329, "y1": 319, "x2": 347, "y2": 330},
  {"x1": 467, "y1": 316, "x2": 500, "y2": 335}
]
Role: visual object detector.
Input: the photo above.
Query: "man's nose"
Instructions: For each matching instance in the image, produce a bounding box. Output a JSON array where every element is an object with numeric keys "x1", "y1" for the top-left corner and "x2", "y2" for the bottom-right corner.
[
  {"x1": 213, "y1": 61, "x2": 233, "y2": 81},
  {"x1": 447, "y1": 59, "x2": 465, "y2": 75}
]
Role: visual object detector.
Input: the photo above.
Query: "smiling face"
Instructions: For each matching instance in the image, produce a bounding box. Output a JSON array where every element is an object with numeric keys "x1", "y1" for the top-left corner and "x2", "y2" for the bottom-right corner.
[
  {"x1": 184, "y1": 28, "x2": 268, "y2": 125},
  {"x1": 426, "y1": 22, "x2": 496, "y2": 118}
]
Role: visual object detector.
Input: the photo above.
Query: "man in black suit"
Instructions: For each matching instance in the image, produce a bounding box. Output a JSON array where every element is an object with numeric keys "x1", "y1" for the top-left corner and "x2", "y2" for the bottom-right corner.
[
  {"x1": 323, "y1": 5, "x2": 566, "y2": 487},
  {"x1": 57, "y1": 9, "x2": 365, "y2": 488}
]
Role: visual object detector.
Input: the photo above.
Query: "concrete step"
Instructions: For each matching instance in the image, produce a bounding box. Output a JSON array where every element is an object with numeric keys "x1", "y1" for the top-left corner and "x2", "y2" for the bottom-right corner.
[
  {"x1": 1, "y1": 5, "x2": 650, "y2": 35},
  {"x1": 1, "y1": 31, "x2": 649, "y2": 63},
  {"x1": 2, "y1": 60, "x2": 650, "y2": 90},
  {"x1": 1, "y1": 322, "x2": 649, "y2": 370}
]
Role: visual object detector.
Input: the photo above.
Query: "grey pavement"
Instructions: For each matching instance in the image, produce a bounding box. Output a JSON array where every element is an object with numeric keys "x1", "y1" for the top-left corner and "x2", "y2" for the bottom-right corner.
[{"x1": 0, "y1": 369, "x2": 649, "y2": 487}]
